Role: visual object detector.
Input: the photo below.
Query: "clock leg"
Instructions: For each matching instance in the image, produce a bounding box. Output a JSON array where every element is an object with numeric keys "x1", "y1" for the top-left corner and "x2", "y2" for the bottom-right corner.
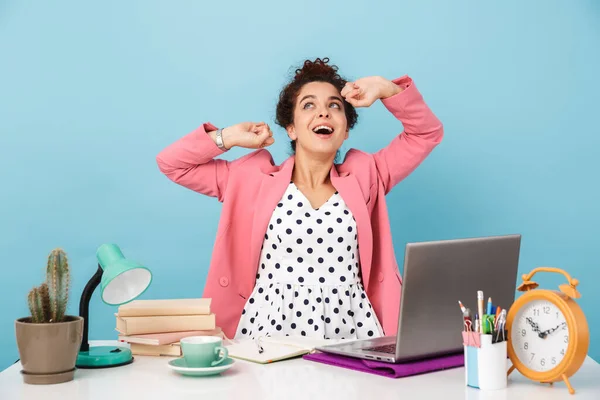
[
  {"x1": 507, "y1": 364, "x2": 516, "y2": 377},
  {"x1": 562, "y1": 374, "x2": 575, "y2": 395}
]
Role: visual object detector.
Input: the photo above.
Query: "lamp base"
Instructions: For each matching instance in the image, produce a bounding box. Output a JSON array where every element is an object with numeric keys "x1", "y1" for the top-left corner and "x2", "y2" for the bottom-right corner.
[{"x1": 76, "y1": 346, "x2": 134, "y2": 369}]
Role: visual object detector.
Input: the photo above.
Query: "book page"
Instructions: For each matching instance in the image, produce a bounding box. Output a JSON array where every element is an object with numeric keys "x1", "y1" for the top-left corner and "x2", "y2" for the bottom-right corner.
[
  {"x1": 117, "y1": 298, "x2": 211, "y2": 317},
  {"x1": 118, "y1": 327, "x2": 223, "y2": 345}
]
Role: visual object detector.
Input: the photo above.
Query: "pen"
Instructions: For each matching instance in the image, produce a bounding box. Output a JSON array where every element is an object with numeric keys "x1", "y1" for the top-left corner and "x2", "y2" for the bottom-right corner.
[
  {"x1": 477, "y1": 291, "x2": 484, "y2": 333},
  {"x1": 255, "y1": 337, "x2": 264, "y2": 354},
  {"x1": 474, "y1": 313, "x2": 480, "y2": 333}
]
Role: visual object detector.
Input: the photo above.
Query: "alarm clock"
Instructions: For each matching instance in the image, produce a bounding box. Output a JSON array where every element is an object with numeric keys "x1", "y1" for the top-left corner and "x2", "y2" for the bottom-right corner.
[{"x1": 506, "y1": 266, "x2": 589, "y2": 395}]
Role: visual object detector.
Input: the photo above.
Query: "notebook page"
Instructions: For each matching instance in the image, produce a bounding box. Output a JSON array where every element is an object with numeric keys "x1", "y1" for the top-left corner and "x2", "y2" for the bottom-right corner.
[
  {"x1": 262, "y1": 336, "x2": 354, "y2": 351},
  {"x1": 225, "y1": 339, "x2": 309, "y2": 364}
]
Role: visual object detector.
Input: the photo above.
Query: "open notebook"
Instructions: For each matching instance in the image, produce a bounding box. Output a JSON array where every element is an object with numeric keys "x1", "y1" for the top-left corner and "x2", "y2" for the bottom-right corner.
[{"x1": 224, "y1": 336, "x2": 354, "y2": 364}]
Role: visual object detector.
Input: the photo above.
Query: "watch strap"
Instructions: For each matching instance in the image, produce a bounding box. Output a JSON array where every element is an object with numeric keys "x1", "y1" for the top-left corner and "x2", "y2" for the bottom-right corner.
[{"x1": 215, "y1": 128, "x2": 227, "y2": 151}]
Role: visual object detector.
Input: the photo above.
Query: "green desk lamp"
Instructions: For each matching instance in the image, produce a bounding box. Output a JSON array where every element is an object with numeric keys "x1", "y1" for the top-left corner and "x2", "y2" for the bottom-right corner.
[{"x1": 76, "y1": 244, "x2": 152, "y2": 368}]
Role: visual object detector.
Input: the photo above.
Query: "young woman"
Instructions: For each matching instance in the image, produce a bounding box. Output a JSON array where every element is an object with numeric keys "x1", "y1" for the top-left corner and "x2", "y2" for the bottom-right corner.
[{"x1": 156, "y1": 57, "x2": 443, "y2": 341}]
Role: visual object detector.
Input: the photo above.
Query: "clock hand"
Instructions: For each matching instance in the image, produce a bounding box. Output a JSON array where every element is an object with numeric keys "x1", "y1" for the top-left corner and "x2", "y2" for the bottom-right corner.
[
  {"x1": 541, "y1": 322, "x2": 567, "y2": 336},
  {"x1": 526, "y1": 317, "x2": 540, "y2": 332},
  {"x1": 526, "y1": 317, "x2": 546, "y2": 338}
]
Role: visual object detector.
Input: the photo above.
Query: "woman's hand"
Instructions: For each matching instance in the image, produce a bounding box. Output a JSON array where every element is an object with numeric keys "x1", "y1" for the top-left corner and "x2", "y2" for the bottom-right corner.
[
  {"x1": 341, "y1": 76, "x2": 404, "y2": 108},
  {"x1": 219, "y1": 122, "x2": 275, "y2": 149}
]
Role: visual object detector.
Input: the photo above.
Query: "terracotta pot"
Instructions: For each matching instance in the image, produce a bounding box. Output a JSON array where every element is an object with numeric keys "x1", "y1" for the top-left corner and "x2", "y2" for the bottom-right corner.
[{"x1": 15, "y1": 315, "x2": 84, "y2": 384}]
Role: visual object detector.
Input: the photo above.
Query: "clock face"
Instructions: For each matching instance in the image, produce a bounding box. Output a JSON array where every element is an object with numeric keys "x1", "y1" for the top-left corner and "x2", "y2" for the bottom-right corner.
[{"x1": 510, "y1": 299, "x2": 570, "y2": 372}]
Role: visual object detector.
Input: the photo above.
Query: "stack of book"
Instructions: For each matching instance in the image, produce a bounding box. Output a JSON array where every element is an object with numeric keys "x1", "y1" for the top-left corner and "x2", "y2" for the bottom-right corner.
[{"x1": 115, "y1": 298, "x2": 222, "y2": 356}]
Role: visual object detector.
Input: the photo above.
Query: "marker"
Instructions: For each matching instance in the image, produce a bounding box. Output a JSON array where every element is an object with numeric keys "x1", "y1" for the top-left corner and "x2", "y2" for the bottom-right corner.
[
  {"x1": 486, "y1": 297, "x2": 493, "y2": 315},
  {"x1": 477, "y1": 291, "x2": 484, "y2": 333},
  {"x1": 458, "y1": 300, "x2": 467, "y2": 314}
]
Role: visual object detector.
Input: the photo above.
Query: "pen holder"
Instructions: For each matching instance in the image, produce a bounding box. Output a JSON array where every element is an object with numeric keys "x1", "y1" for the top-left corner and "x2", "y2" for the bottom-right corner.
[{"x1": 462, "y1": 331, "x2": 507, "y2": 390}]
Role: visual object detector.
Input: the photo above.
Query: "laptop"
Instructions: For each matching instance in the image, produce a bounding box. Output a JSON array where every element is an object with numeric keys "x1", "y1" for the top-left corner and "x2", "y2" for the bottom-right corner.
[{"x1": 315, "y1": 234, "x2": 521, "y2": 363}]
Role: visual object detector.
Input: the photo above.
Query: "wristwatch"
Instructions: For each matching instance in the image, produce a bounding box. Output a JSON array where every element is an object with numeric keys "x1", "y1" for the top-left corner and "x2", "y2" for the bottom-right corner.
[{"x1": 215, "y1": 128, "x2": 228, "y2": 151}]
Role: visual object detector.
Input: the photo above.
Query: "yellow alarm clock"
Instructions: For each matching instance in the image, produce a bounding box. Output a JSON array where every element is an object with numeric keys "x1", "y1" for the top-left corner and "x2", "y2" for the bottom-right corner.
[{"x1": 506, "y1": 267, "x2": 589, "y2": 395}]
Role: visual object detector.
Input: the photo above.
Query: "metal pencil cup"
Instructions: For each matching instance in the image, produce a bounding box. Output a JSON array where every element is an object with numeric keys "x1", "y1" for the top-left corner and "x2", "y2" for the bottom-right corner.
[{"x1": 462, "y1": 331, "x2": 508, "y2": 390}]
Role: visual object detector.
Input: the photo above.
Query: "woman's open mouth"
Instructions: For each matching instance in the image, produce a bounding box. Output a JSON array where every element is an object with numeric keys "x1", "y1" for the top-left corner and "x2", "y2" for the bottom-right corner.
[{"x1": 312, "y1": 124, "x2": 334, "y2": 139}]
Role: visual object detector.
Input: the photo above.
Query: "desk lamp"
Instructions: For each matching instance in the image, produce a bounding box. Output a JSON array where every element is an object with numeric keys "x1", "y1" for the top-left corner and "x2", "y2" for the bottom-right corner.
[{"x1": 76, "y1": 244, "x2": 152, "y2": 368}]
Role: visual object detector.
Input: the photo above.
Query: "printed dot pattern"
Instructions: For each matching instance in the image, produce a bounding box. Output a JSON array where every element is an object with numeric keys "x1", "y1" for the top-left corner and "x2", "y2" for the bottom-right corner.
[{"x1": 235, "y1": 182, "x2": 383, "y2": 340}]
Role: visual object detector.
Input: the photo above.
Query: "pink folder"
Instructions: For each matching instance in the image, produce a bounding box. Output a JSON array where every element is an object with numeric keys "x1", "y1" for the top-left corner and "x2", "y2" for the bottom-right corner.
[{"x1": 303, "y1": 351, "x2": 464, "y2": 378}]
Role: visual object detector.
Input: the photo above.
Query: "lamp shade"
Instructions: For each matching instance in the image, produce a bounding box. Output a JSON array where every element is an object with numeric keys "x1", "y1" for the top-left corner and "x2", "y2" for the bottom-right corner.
[{"x1": 97, "y1": 244, "x2": 152, "y2": 305}]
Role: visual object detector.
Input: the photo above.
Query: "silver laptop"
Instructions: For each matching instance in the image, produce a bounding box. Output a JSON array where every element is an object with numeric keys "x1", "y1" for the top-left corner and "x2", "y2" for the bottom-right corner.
[{"x1": 315, "y1": 234, "x2": 521, "y2": 363}]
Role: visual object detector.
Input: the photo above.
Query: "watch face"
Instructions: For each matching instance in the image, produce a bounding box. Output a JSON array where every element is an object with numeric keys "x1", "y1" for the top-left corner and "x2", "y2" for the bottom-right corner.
[{"x1": 511, "y1": 299, "x2": 569, "y2": 372}]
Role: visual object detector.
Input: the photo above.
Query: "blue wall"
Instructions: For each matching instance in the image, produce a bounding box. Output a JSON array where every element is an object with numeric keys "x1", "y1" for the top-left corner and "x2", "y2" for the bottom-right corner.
[{"x1": 1, "y1": 0, "x2": 598, "y2": 371}]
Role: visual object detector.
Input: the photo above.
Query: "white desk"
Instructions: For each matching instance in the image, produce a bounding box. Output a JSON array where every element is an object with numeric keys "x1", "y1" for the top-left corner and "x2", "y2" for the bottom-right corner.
[{"x1": 1, "y1": 341, "x2": 599, "y2": 400}]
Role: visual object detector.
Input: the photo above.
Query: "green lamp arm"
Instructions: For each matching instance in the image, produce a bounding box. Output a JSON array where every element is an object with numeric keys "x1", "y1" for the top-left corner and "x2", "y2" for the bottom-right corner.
[{"x1": 78, "y1": 264, "x2": 103, "y2": 352}]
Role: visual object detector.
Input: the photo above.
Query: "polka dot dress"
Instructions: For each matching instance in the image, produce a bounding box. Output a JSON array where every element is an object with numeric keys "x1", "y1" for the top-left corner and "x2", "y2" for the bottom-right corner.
[{"x1": 234, "y1": 182, "x2": 383, "y2": 340}]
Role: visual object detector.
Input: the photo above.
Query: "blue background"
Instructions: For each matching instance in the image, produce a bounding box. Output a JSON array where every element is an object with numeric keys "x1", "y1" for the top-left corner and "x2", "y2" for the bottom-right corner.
[{"x1": 1, "y1": 0, "x2": 598, "y2": 371}]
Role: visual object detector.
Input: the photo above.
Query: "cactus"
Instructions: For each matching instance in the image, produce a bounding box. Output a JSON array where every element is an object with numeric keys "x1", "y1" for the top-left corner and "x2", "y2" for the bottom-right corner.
[
  {"x1": 26, "y1": 248, "x2": 71, "y2": 323},
  {"x1": 46, "y1": 248, "x2": 70, "y2": 322},
  {"x1": 38, "y1": 283, "x2": 51, "y2": 322},
  {"x1": 28, "y1": 286, "x2": 45, "y2": 323},
  {"x1": 27, "y1": 283, "x2": 52, "y2": 323}
]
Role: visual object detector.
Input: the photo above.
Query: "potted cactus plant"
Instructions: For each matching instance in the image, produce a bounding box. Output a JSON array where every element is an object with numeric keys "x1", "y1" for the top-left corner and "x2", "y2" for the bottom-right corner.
[{"x1": 15, "y1": 248, "x2": 84, "y2": 384}]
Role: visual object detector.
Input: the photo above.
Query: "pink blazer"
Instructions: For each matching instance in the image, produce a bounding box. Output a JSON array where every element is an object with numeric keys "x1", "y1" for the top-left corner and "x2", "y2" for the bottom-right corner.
[{"x1": 156, "y1": 75, "x2": 443, "y2": 339}]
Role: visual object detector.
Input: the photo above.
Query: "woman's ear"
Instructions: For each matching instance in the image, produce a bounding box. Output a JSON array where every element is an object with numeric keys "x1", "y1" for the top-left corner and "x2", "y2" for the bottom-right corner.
[{"x1": 286, "y1": 125, "x2": 297, "y2": 141}]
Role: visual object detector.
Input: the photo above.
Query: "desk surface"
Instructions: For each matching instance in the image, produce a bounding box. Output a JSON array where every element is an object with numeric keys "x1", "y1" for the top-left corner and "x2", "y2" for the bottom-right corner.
[{"x1": 1, "y1": 341, "x2": 599, "y2": 400}]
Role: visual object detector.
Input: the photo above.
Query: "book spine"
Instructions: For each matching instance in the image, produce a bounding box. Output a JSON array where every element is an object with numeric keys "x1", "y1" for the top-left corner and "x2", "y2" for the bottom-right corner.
[
  {"x1": 118, "y1": 306, "x2": 211, "y2": 317},
  {"x1": 130, "y1": 343, "x2": 181, "y2": 356},
  {"x1": 119, "y1": 314, "x2": 216, "y2": 335}
]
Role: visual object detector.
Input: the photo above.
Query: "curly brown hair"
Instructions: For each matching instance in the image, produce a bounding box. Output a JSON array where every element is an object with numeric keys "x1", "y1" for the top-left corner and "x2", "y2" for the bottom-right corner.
[{"x1": 275, "y1": 57, "x2": 359, "y2": 153}]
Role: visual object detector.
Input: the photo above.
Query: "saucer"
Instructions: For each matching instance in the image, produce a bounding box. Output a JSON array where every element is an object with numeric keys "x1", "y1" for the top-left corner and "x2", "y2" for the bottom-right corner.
[
  {"x1": 167, "y1": 357, "x2": 235, "y2": 377},
  {"x1": 20, "y1": 368, "x2": 75, "y2": 384}
]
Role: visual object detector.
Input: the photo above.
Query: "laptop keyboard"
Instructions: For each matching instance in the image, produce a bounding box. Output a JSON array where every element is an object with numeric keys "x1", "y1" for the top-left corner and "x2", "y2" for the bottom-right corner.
[{"x1": 363, "y1": 343, "x2": 396, "y2": 354}]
